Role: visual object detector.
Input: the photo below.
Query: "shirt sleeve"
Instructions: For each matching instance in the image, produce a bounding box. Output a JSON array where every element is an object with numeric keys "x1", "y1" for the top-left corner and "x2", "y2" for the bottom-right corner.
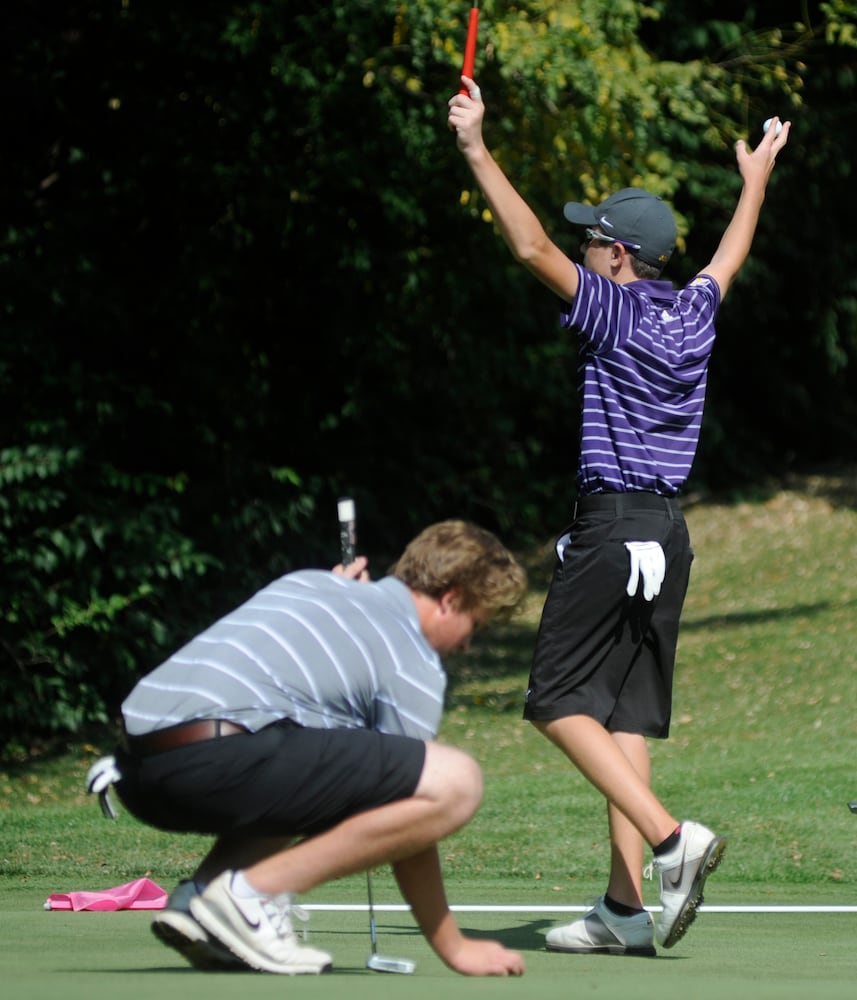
[{"x1": 562, "y1": 265, "x2": 640, "y2": 355}]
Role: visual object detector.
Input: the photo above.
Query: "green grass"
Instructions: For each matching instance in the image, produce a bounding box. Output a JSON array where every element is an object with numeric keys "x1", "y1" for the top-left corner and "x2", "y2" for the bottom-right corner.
[
  {"x1": 4, "y1": 904, "x2": 857, "y2": 1000},
  {"x1": 2, "y1": 476, "x2": 857, "y2": 994}
]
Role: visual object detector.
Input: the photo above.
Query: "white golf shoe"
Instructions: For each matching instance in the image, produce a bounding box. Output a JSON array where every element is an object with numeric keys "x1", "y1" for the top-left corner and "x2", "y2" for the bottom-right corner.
[
  {"x1": 545, "y1": 896, "x2": 655, "y2": 956},
  {"x1": 151, "y1": 879, "x2": 246, "y2": 970},
  {"x1": 654, "y1": 820, "x2": 726, "y2": 948},
  {"x1": 190, "y1": 871, "x2": 332, "y2": 974}
]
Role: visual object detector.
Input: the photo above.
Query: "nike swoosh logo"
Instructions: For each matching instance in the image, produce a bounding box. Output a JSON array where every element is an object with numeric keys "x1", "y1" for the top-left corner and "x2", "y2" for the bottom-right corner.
[
  {"x1": 227, "y1": 892, "x2": 261, "y2": 930},
  {"x1": 667, "y1": 847, "x2": 687, "y2": 889}
]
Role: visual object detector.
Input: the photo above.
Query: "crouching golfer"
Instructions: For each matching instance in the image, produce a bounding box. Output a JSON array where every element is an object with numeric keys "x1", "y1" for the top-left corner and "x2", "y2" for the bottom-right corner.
[{"x1": 102, "y1": 521, "x2": 527, "y2": 976}]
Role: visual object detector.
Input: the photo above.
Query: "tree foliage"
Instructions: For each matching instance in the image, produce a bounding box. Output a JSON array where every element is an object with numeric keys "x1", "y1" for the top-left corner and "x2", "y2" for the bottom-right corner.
[{"x1": 2, "y1": 1, "x2": 856, "y2": 751}]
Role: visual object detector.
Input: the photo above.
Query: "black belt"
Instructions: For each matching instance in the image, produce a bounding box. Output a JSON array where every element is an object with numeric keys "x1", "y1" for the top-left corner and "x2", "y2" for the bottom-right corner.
[
  {"x1": 124, "y1": 719, "x2": 248, "y2": 756},
  {"x1": 573, "y1": 491, "x2": 678, "y2": 519}
]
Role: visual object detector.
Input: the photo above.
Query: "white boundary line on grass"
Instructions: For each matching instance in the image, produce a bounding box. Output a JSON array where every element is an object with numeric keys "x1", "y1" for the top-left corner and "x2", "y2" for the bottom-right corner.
[{"x1": 305, "y1": 904, "x2": 857, "y2": 914}]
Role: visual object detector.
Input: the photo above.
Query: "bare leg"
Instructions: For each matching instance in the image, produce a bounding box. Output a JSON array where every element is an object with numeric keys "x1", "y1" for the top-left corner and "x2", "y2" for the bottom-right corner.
[
  {"x1": 203, "y1": 740, "x2": 523, "y2": 975},
  {"x1": 239, "y1": 741, "x2": 483, "y2": 894},
  {"x1": 533, "y1": 715, "x2": 676, "y2": 850},
  {"x1": 606, "y1": 732, "x2": 652, "y2": 908}
]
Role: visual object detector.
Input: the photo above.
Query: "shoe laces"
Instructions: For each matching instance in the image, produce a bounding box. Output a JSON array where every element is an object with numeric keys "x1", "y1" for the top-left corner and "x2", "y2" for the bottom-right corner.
[
  {"x1": 261, "y1": 894, "x2": 310, "y2": 942},
  {"x1": 291, "y1": 901, "x2": 310, "y2": 941}
]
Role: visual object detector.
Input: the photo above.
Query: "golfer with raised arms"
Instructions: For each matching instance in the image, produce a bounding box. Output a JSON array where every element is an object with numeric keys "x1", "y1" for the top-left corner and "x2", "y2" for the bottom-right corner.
[
  {"x1": 448, "y1": 75, "x2": 789, "y2": 954},
  {"x1": 96, "y1": 521, "x2": 527, "y2": 976}
]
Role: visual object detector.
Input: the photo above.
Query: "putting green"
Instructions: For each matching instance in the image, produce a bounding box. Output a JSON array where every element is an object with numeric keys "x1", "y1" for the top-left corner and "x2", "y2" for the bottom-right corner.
[{"x1": 3, "y1": 884, "x2": 856, "y2": 1000}]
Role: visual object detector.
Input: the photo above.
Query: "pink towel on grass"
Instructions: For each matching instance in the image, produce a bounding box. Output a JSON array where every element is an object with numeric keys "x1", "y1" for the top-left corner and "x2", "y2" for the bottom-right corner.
[{"x1": 44, "y1": 876, "x2": 168, "y2": 911}]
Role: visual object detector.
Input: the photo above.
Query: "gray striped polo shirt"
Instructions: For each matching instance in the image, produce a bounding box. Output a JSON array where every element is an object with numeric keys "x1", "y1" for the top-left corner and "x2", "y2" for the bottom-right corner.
[
  {"x1": 564, "y1": 267, "x2": 720, "y2": 496},
  {"x1": 121, "y1": 571, "x2": 446, "y2": 742}
]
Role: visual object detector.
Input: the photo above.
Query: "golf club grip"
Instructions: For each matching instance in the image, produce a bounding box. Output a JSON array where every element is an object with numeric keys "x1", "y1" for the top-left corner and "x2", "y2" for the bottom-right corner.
[
  {"x1": 458, "y1": 7, "x2": 479, "y2": 94},
  {"x1": 337, "y1": 497, "x2": 356, "y2": 565}
]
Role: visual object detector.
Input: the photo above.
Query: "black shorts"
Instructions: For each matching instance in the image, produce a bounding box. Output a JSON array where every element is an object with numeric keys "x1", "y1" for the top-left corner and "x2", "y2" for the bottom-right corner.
[
  {"x1": 523, "y1": 494, "x2": 693, "y2": 738},
  {"x1": 114, "y1": 719, "x2": 426, "y2": 837}
]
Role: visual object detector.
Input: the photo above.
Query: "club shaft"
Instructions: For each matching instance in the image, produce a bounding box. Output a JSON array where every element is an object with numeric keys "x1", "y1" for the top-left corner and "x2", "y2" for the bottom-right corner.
[
  {"x1": 341, "y1": 498, "x2": 413, "y2": 974},
  {"x1": 366, "y1": 871, "x2": 378, "y2": 952}
]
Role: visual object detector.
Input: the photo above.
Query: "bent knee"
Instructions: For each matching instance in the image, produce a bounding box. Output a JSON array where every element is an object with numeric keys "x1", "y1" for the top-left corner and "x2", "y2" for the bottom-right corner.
[{"x1": 416, "y1": 742, "x2": 483, "y2": 825}]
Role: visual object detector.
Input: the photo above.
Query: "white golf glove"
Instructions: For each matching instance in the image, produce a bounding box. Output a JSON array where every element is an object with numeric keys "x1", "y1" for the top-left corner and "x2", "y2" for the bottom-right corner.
[
  {"x1": 86, "y1": 755, "x2": 123, "y2": 819},
  {"x1": 624, "y1": 541, "x2": 665, "y2": 601}
]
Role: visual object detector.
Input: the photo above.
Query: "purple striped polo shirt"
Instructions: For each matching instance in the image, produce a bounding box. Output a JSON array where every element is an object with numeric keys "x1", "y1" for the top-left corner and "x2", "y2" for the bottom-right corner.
[{"x1": 563, "y1": 266, "x2": 720, "y2": 497}]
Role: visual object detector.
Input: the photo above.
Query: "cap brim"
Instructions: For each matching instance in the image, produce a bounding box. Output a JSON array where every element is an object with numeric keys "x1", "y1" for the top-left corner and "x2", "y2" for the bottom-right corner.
[{"x1": 563, "y1": 201, "x2": 598, "y2": 226}]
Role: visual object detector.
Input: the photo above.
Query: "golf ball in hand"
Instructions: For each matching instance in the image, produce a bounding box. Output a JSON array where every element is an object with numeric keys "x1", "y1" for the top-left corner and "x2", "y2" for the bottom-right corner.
[{"x1": 763, "y1": 117, "x2": 783, "y2": 137}]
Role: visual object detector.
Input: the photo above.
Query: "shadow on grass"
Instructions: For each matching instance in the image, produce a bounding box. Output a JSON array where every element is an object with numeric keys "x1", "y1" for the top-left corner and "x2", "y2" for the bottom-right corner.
[
  {"x1": 681, "y1": 599, "x2": 841, "y2": 632},
  {"x1": 457, "y1": 917, "x2": 552, "y2": 949},
  {"x1": 458, "y1": 919, "x2": 687, "y2": 960},
  {"x1": 312, "y1": 915, "x2": 674, "y2": 963},
  {"x1": 90, "y1": 965, "x2": 375, "y2": 976}
]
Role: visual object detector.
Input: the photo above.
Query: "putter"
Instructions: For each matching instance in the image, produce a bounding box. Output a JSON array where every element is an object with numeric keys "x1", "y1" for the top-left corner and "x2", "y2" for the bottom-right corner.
[
  {"x1": 336, "y1": 497, "x2": 416, "y2": 975},
  {"x1": 849, "y1": 802, "x2": 857, "y2": 813},
  {"x1": 366, "y1": 870, "x2": 416, "y2": 975}
]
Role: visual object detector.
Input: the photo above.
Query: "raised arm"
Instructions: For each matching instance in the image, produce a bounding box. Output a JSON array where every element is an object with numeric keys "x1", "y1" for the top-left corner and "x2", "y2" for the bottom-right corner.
[
  {"x1": 700, "y1": 117, "x2": 791, "y2": 299},
  {"x1": 448, "y1": 77, "x2": 580, "y2": 304}
]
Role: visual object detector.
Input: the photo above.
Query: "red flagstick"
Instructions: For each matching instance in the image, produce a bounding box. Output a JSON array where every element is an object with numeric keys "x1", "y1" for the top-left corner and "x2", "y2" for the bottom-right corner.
[{"x1": 459, "y1": 4, "x2": 480, "y2": 95}]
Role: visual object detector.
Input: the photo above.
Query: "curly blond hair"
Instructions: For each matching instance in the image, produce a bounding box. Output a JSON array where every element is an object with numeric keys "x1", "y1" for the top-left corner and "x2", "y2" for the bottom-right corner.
[{"x1": 390, "y1": 520, "x2": 527, "y2": 620}]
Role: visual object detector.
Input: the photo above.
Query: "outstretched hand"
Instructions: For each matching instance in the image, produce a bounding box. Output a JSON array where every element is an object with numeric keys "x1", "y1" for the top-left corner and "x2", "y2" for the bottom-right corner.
[
  {"x1": 447, "y1": 75, "x2": 485, "y2": 155},
  {"x1": 735, "y1": 116, "x2": 791, "y2": 190},
  {"x1": 701, "y1": 114, "x2": 792, "y2": 300}
]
